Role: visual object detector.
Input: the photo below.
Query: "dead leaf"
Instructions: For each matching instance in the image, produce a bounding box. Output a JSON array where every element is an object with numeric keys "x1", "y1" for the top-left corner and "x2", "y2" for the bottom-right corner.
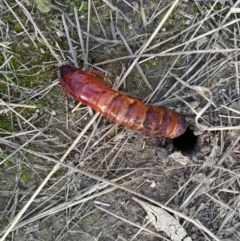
[{"x1": 132, "y1": 197, "x2": 192, "y2": 241}]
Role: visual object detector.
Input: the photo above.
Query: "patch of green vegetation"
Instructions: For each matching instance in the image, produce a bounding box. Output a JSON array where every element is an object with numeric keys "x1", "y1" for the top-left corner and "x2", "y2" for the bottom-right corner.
[
  {"x1": 137, "y1": 84, "x2": 151, "y2": 97},
  {"x1": 214, "y1": 2, "x2": 223, "y2": 10},
  {"x1": 0, "y1": 114, "x2": 16, "y2": 137},
  {"x1": 28, "y1": 143, "x2": 39, "y2": 152},
  {"x1": 0, "y1": 114, "x2": 12, "y2": 130},
  {"x1": 3, "y1": 34, "x2": 59, "y2": 116},
  {"x1": 0, "y1": 154, "x2": 15, "y2": 166},
  {"x1": 61, "y1": 40, "x2": 69, "y2": 49},
  {"x1": 169, "y1": 10, "x2": 177, "y2": 20},
  {"x1": 49, "y1": 167, "x2": 67, "y2": 178},
  {"x1": 58, "y1": 0, "x2": 88, "y2": 13},
  {"x1": 80, "y1": 2, "x2": 88, "y2": 11},
  {"x1": 20, "y1": 164, "x2": 32, "y2": 182},
  {"x1": 3, "y1": 73, "x2": 42, "y2": 109},
  {"x1": 0, "y1": 215, "x2": 9, "y2": 229},
  {"x1": 5, "y1": 13, "x2": 13, "y2": 22},
  {"x1": 180, "y1": 20, "x2": 187, "y2": 30},
  {"x1": 13, "y1": 22, "x2": 22, "y2": 32},
  {"x1": 191, "y1": 3, "x2": 201, "y2": 14},
  {"x1": 36, "y1": 0, "x2": 51, "y2": 13}
]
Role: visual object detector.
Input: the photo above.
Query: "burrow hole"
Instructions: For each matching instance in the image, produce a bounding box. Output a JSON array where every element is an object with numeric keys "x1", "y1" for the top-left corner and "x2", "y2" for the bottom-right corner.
[{"x1": 172, "y1": 127, "x2": 198, "y2": 153}]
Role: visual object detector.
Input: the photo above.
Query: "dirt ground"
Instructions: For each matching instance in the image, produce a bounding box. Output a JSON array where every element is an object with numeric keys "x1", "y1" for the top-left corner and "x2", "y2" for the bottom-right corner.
[{"x1": 1, "y1": 1, "x2": 240, "y2": 241}]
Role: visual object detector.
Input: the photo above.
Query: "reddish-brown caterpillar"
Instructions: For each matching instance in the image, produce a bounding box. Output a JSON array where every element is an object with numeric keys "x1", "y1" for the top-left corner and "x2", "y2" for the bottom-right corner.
[{"x1": 59, "y1": 65, "x2": 187, "y2": 138}]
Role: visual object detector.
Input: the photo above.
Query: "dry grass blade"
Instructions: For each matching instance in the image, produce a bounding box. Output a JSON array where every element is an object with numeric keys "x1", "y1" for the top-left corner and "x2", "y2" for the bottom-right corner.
[
  {"x1": 0, "y1": 55, "x2": 13, "y2": 69},
  {"x1": 85, "y1": 0, "x2": 91, "y2": 62},
  {"x1": 74, "y1": 7, "x2": 87, "y2": 67},
  {"x1": 231, "y1": 7, "x2": 240, "y2": 13},
  {"x1": 62, "y1": 14, "x2": 78, "y2": 67}
]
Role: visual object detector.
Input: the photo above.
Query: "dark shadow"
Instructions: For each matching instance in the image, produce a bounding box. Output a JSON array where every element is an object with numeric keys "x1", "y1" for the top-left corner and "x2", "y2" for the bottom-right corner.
[{"x1": 172, "y1": 127, "x2": 198, "y2": 153}]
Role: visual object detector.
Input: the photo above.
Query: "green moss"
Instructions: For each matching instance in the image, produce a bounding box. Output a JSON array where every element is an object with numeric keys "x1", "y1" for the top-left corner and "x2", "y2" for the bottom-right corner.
[
  {"x1": 80, "y1": 2, "x2": 88, "y2": 11},
  {"x1": 3, "y1": 73, "x2": 43, "y2": 109},
  {"x1": 49, "y1": 167, "x2": 66, "y2": 178},
  {"x1": 5, "y1": 13, "x2": 13, "y2": 22},
  {"x1": 0, "y1": 215, "x2": 10, "y2": 230},
  {"x1": 9, "y1": 56, "x2": 21, "y2": 70},
  {"x1": 13, "y1": 22, "x2": 22, "y2": 32},
  {"x1": 179, "y1": 20, "x2": 187, "y2": 30},
  {"x1": 62, "y1": 40, "x2": 69, "y2": 49},
  {"x1": 169, "y1": 10, "x2": 177, "y2": 20},
  {"x1": 214, "y1": 2, "x2": 223, "y2": 10},
  {"x1": 0, "y1": 115, "x2": 16, "y2": 137},
  {"x1": 20, "y1": 165, "x2": 32, "y2": 182},
  {"x1": 0, "y1": 115, "x2": 12, "y2": 130},
  {"x1": 191, "y1": 3, "x2": 201, "y2": 13}
]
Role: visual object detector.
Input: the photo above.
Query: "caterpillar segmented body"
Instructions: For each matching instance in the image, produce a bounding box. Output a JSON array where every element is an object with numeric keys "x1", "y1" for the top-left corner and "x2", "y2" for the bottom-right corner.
[{"x1": 59, "y1": 65, "x2": 187, "y2": 138}]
